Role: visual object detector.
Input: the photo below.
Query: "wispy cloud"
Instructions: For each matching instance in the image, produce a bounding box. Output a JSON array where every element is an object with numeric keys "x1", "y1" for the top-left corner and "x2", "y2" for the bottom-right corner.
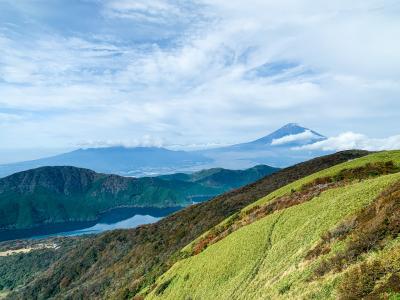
[{"x1": 103, "y1": 0, "x2": 184, "y2": 22}]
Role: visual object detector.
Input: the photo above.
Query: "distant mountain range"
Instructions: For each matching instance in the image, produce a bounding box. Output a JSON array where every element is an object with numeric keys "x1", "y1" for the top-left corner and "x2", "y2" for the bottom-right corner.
[
  {"x1": 0, "y1": 147, "x2": 211, "y2": 178},
  {"x1": 0, "y1": 164, "x2": 278, "y2": 230},
  {"x1": 0, "y1": 123, "x2": 327, "y2": 178},
  {"x1": 219, "y1": 123, "x2": 325, "y2": 150}
]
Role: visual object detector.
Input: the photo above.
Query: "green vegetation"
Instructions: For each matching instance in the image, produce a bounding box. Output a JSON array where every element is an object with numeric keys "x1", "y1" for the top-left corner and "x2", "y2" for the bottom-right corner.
[
  {"x1": 0, "y1": 238, "x2": 79, "y2": 295},
  {"x1": 0, "y1": 249, "x2": 59, "y2": 291},
  {"x1": 0, "y1": 165, "x2": 277, "y2": 230},
  {"x1": 143, "y1": 151, "x2": 400, "y2": 300},
  {"x1": 250, "y1": 150, "x2": 400, "y2": 210},
  {"x1": 160, "y1": 165, "x2": 278, "y2": 190},
  {"x1": 5, "y1": 150, "x2": 366, "y2": 299},
  {"x1": 146, "y1": 172, "x2": 400, "y2": 299}
]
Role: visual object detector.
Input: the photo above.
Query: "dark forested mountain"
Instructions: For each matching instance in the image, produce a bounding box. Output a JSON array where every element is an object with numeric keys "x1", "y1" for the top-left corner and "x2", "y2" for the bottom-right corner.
[
  {"x1": 0, "y1": 165, "x2": 278, "y2": 230},
  {"x1": 0, "y1": 150, "x2": 370, "y2": 299},
  {"x1": 159, "y1": 165, "x2": 278, "y2": 190}
]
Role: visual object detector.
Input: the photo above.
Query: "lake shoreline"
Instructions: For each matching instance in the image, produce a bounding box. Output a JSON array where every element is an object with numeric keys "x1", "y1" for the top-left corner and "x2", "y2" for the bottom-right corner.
[{"x1": 0, "y1": 206, "x2": 183, "y2": 242}]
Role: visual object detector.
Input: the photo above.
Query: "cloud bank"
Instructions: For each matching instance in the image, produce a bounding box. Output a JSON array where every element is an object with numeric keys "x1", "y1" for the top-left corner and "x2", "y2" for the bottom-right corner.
[
  {"x1": 271, "y1": 130, "x2": 322, "y2": 146},
  {"x1": 297, "y1": 132, "x2": 400, "y2": 151},
  {"x1": 76, "y1": 135, "x2": 166, "y2": 149}
]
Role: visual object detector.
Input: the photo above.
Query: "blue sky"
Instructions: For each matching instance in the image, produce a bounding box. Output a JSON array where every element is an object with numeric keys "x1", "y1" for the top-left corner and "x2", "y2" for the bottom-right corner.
[{"x1": 0, "y1": 0, "x2": 400, "y2": 163}]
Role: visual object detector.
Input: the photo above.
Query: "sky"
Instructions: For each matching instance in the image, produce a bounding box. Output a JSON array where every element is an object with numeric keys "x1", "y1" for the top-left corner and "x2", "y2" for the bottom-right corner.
[{"x1": 0, "y1": 0, "x2": 400, "y2": 163}]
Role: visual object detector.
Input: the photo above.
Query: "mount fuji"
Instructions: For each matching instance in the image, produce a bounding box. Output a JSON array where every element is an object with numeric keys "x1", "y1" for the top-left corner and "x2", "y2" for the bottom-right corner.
[
  {"x1": 198, "y1": 123, "x2": 328, "y2": 168},
  {"x1": 228, "y1": 123, "x2": 325, "y2": 149}
]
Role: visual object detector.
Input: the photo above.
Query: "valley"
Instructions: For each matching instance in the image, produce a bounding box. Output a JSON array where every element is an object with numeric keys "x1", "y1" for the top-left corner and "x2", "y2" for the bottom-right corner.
[
  {"x1": 0, "y1": 150, "x2": 373, "y2": 299},
  {"x1": 0, "y1": 164, "x2": 277, "y2": 241},
  {"x1": 0, "y1": 130, "x2": 399, "y2": 300},
  {"x1": 1, "y1": 1, "x2": 398, "y2": 298}
]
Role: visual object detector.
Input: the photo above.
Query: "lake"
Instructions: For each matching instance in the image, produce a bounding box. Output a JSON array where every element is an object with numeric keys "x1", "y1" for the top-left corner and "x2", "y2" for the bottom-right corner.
[{"x1": 0, "y1": 207, "x2": 182, "y2": 242}]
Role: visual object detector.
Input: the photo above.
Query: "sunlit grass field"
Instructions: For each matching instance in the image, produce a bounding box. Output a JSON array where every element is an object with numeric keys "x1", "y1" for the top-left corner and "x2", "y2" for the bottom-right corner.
[{"x1": 146, "y1": 151, "x2": 400, "y2": 300}]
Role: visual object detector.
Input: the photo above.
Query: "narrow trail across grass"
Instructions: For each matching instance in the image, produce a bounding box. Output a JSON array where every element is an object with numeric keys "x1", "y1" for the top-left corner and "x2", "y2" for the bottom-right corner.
[{"x1": 230, "y1": 211, "x2": 284, "y2": 300}]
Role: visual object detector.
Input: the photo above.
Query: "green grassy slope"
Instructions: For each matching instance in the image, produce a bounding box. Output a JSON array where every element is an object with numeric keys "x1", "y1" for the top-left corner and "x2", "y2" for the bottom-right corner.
[
  {"x1": 146, "y1": 151, "x2": 400, "y2": 300},
  {"x1": 249, "y1": 150, "x2": 400, "y2": 210}
]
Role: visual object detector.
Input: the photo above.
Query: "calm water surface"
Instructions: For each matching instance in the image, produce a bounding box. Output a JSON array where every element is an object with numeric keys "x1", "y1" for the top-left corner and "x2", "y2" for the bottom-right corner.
[{"x1": 0, "y1": 207, "x2": 182, "y2": 242}]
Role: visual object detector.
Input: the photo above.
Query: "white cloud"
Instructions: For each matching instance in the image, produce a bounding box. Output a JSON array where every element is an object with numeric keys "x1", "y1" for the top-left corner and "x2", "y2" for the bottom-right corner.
[
  {"x1": 76, "y1": 135, "x2": 165, "y2": 149},
  {"x1": 271, "y1": 130, "x2": 322, "y2": 146},
  {"x1": 297, "y1": 132, "x2": 400, "y2": 151},
  {"x1": 103, "y1": 0, "x2": 191, "y2": 23}
]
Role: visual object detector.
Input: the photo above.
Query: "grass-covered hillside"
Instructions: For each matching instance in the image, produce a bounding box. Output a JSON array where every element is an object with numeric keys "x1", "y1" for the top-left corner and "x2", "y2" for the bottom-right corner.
[
  {"x1": 0, "y1": 165, "x2": 277, "y2": 230},
  {"x1": 3, "y1": 150, "x2": 367, "y2": 299},
  {"x1": 146, "y1": 151, "x2": 400, "y2": 300}
]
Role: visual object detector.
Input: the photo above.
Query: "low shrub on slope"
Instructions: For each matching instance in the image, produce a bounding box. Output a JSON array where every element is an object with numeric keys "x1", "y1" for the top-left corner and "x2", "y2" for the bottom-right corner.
[
  {"x1": 0, "y1": 238, "x2": 80, "y2": 293},
  {"x1": 6, "y1": 150, "x2": 367, "y2": 299},
  {"x1": 146, "y1": 151, "x2": 400, "y2": 300}
]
